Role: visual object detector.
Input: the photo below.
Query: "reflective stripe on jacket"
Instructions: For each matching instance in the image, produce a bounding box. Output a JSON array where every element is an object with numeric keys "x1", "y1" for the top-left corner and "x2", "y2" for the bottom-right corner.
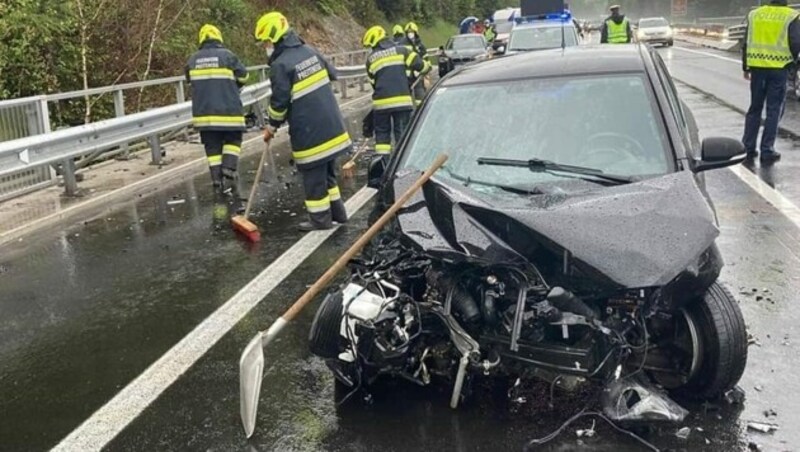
[
  {"x1": 367, "y1": 38, "x2": 427, "y2": 111},
  {"x1": 606, "y1": 17, "x2": 630, "y2": 44},
  {"x1": 267, "y1": 31, "x2": 351, "y2": 169},
  {"x1": 746, "y1": 5, "x2": 800, "y2": 69},
  {"x1": 186, "y1": 41, "x2": 248, "y2": 131}
]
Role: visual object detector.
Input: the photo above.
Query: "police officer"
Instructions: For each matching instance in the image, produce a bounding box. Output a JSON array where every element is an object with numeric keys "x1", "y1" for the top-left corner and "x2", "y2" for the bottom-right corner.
[
  {"x1": 402, "y1": 22, "x2": 429, "y2": 106},
  {"x1": 186, "y1": 24, "x2": 249, "y2": 195},
  {"x1": 255, "y1": 12, "x2": 350, "y2": 231},
  {"x1": 392, "y1": 25, "x2": 405, "y2": 44},
  {"x1": 364, "y1": 26, "x2": 429, "y2": 157},
  {"x1": 600, "y1": 5, "x2": 632, "y2": 44},
  {"x1": 742, "y1": 0, "x2": 800, "y2": 163}
]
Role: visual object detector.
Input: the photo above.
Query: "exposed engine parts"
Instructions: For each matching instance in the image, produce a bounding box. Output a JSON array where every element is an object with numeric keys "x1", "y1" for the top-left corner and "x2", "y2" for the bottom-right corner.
[{"x1": 309, "y1": 236, "x2": 743, "y2": 423}]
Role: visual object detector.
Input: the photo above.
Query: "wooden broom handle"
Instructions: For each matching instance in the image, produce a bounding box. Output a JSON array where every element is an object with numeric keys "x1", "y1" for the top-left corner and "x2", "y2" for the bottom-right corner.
[
  {"x1": 282, "y1": 153, "x2": 448, "y2": 321},
  {"x1": 244, "y1": 142, "x2": 271, "y2": 219}
]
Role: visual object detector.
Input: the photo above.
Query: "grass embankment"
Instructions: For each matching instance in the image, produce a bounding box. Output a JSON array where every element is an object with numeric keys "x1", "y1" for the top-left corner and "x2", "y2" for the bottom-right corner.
[{"x1": 381, "y1": 18, "x2": 457, "y2": 50}]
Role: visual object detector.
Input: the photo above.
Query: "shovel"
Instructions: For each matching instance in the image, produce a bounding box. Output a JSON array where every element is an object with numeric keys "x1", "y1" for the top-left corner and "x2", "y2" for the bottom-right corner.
[{"x1": 239, "y1": 153, "x2": 449, "y2": 438}]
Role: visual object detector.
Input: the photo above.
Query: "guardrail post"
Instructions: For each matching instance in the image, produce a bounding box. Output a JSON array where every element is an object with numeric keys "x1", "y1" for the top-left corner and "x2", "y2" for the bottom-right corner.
[
  {"x1": 37, "y1": 98, "x2": 52, "y2": 134},
  {"x1": 62, "y1": 158, "x2": 79, "y2": 196},
  {"x1": 359, "y1": 76, "x2": 367, "y2": 92},
  {"x1": 258, "y1": 68, "x2": 268, "y2": 83},
  {"x1": 340, "y1": 80, "x2": 349, "y2": 99},
  {"x1": 148, "y1": 135, "x2": 163, "y2": 165},
  {"x1": 113, "y1": 89, "x2": 131, "y2": 158}
]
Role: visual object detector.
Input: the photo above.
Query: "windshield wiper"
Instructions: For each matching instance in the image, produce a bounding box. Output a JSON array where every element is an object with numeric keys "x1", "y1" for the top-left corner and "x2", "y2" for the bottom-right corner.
[
  {"x1": 441, "y1": 167, "x2": 543, "y2": 195},
  {"x1": 477, "y1": 157, "x2": 636, "y2": 185}
]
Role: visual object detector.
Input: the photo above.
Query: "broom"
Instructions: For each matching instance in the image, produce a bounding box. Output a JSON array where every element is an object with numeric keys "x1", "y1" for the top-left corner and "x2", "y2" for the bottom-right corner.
[
  {"x1": 341, "y1": 140, "x2": 369, "y2": 178},
  {"x1": 230, "y1": 142, "x2": 271, "y2": 242}
]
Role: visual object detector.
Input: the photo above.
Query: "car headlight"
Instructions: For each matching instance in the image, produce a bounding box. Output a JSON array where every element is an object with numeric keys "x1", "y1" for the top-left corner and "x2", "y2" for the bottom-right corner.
[
  {"x1": 665, "y1": 28, "x2": 674, "y2": 37},
  {"x1": 637, "y1": 30, "x2": 647, "y2": 39}
]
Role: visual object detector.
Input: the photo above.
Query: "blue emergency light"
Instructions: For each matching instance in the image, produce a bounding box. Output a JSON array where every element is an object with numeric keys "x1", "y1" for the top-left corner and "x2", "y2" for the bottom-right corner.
[{"x1": 513, "y1": 10, "x2": 572, "y2": 25}]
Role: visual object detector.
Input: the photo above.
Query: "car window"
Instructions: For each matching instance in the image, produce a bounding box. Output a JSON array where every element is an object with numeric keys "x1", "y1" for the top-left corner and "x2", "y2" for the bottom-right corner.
[
  {"x1": 639, "y1": 18, "x2": 669, "y2": 28},
  {"x1": 448, "y1": 36, "x2": 486, "y2": 51},
  {"x1": 402, "y1": 75, "x2": 671, "y2": 188},
  {"x1": 509, "y1": 26, "x2": 578, "y2": 51}
]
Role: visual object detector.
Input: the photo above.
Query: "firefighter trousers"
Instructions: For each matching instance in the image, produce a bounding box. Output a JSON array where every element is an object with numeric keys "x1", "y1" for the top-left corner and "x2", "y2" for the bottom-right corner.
[
  {"x1": 200, "y1": 130, "x2": 242, "y2": 184},
  {"x1": 301, "y1": 159, "x2": 347, "y2": 228},
  {"x1": 374, "y1": 109, "x2": 411, "y2": 155}
]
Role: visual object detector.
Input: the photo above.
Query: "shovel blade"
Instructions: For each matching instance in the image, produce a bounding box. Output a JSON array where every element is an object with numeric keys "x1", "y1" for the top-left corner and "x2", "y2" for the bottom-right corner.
[{"x1": 239, "y1": 332, "x2": 265, "y2": 438}]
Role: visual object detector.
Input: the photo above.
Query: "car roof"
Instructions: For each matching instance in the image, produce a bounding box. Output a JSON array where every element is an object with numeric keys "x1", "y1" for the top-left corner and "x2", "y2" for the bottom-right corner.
[
  {"x1": 442, "y1": 45, "x2": 649, "y2": 86},
  {"x1": 513, "y1": 20, "x2": 576, "y2": 30}
]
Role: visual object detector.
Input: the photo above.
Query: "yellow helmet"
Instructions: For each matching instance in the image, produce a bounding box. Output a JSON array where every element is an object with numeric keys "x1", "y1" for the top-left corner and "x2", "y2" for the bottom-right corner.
[
  {"x1": 363, "y1": 26, "x2": 386, "y2": 48},
  {"x1": 392, "y1": 24, "x2": 404, "y2": 36},
  {"x1": 255, "y1": 12, "x2": 290, "y2": 43},
  {"x1": 405, "y1": 22, "x2": 419, "y2": 33},
  {"x1": 199, "y1": 24, "x2": 223, "y2": 44}
]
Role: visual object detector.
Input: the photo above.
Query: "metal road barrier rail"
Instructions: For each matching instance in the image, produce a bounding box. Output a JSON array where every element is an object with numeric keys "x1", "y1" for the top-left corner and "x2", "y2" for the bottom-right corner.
[
  {"x1": 0, "y1": 49, "x2": 370, "y2": 201},
  {"x1": 0, "y1": 56, "x2": 370, "y2": 200}
]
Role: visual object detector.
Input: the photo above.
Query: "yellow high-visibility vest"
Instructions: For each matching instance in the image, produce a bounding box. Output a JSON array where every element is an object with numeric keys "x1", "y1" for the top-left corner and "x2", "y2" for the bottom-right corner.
[
  {"x1": 746, "y1": 5, "x2": 800, "y2": 69},
  {"x1": 606, "y1": 18, "x2": 630, "y2": 44}
]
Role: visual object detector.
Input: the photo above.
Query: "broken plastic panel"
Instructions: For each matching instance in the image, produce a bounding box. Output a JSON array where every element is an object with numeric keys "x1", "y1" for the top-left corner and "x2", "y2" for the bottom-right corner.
[{"x1": 602, "y1": 376, "x2": 688, "y2": 423}]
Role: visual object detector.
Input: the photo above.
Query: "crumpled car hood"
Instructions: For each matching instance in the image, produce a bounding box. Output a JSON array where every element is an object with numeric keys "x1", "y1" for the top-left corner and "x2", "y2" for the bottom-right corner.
[{"x1": 392, "y1": 170, "x2": 719, "y2": 289}]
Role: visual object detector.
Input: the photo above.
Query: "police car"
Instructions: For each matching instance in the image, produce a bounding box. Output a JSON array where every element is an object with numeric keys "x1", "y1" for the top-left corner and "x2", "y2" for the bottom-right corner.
[{"x1": 502, "y1": 11, "x2": 580, "y2": 55}]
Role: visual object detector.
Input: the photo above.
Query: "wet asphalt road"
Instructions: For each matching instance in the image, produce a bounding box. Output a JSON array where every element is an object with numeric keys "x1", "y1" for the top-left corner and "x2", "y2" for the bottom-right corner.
[{"x1": 1, "y1": 43, "x2": 800, "y2": 451}]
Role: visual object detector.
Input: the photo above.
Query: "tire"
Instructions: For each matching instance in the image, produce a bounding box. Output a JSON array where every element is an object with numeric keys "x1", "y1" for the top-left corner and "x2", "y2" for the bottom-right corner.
[
  {"x1": 667, "y1": 41, "x2": 674, "y2": 47},
  {"x1": 683, "y1": 282, "x2": 748, "y2": 398},
  {"x1": 309, "y1": 292, "x2": 344, "y2": 359}
]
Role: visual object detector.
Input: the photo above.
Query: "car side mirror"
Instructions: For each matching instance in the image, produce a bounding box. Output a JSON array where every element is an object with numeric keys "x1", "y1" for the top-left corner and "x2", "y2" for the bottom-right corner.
[
  {"x1": 367, "y1": 155, "x2": 387, "y2": 189},
  {"x1": 694, "y1": 137, "x2": 746, "y2": 172}
]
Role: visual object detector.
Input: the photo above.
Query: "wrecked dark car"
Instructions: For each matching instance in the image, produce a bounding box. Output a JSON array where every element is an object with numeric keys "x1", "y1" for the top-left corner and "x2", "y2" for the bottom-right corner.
[{"x1": 309, "y1": 45, "x2": 749, "y2": 423}]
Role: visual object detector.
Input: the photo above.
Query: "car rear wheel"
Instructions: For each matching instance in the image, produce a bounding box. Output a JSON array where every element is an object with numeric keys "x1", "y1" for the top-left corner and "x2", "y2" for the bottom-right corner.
[{"x1": 646, "y1": 282, "x2": 747, "y2": 399}]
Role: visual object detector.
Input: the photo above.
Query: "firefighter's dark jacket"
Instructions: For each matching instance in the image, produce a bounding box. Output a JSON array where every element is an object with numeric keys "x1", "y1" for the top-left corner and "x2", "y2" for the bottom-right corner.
[
  {"x1": 366, "y1": 38, "x2": 428, "y2": 112},
  {"x1": 185, "y1": 40, "x2": 249, "y2": 131},
  {"x1": 267, "y1": 31, "x2": 351, "y2": 169}
]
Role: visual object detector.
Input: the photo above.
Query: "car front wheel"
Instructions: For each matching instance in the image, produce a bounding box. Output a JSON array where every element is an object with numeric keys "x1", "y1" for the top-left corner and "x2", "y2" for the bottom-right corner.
[{"x1": 646, "y1": 282, "x2": 748, "y2": 399}]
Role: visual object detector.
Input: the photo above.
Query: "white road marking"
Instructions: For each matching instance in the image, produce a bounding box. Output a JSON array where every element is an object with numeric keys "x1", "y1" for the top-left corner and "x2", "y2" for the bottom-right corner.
[
  {"x1": 728, "y1": 165, "x2": 800, "y2": 228},
  {"x1": 670, "y1": 46, "x2": 800, "y2": 230},
  {"x1": 52, "y1": 186, "x2": 376, "y2": 451},
  {"x1": 673, "y1": 45, "x2": 741, "y2": 64}
]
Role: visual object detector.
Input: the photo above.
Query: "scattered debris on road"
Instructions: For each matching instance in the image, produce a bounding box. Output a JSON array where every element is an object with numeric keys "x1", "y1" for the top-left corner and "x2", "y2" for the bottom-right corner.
[
  {"x1": 747, "y1": 421, "x2": 779, "y2": 434},
  {"x1": 675, "y1": 426, "x2": 691, "y2": 440}
]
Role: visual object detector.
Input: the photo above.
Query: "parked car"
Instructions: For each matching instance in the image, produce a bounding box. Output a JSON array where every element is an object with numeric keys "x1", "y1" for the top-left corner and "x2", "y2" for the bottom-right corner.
[
  {"x1": 309, "y1": 45, "x2": 749, "y2": 422},
  {"x1": 637, "y1": 17, "x2": 674, "y2": 46},
  {"x1": 504, "y1": 17, "x2": 580, "y2": 55},
  {"x1": 438, "y1": 34, "x2": 491, "y2": 77}
]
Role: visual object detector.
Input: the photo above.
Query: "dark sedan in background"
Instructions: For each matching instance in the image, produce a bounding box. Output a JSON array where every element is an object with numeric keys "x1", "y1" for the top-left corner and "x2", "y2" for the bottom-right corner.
[{"x1": 438, "y1": 34, "x2": 491, "y2": 77}]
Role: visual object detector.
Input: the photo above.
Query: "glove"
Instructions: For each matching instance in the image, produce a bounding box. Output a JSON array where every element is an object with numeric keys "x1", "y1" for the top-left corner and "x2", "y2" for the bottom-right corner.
[{"x1": 263, "y1": 126, "x2": 277, "y2": 143}]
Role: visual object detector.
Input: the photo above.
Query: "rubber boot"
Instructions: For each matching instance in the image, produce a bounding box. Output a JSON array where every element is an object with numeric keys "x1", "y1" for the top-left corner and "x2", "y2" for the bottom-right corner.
[{"x1": 331, "y1": 199, "x2": 348, "y2": 224}]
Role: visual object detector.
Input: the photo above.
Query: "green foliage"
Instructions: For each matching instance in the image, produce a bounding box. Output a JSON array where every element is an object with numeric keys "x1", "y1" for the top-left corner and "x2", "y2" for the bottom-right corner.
[
  {"x1": 1, "y1": 0, "x2": 501, "y2": 106},
  {"x1": 0, "y1": 0, "x2": 81, "y2": 98}
]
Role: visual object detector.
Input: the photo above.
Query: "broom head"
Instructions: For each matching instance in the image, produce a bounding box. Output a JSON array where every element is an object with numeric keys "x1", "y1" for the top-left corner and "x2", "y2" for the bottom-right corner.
[{"x1": 231, "y1": 215, "x2": 261, "y2": 242}]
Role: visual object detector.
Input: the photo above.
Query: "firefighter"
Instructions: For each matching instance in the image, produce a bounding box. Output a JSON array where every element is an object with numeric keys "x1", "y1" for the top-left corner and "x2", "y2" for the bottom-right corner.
[
  {"x1": 392, "y1": 24, "x2": 405, "y2": 44},
  {"x1": 363, "y1": 26, "x2": 430, "y2": 157},
  {"x1": 185, "y1": 24, "x2": 249, "y2": 196},
  {"x1": 255, "y1": 12, "x2": 351, "y2": 231},
  {"x1": 742, "y1": 0, "x2": 800, "y2": 162},
  {"x1": 600, "y1": 5, "x2": 632, "y2": 44},
  {"x1": 402, "y1": 22, "x2": 429, "y2": 106}
]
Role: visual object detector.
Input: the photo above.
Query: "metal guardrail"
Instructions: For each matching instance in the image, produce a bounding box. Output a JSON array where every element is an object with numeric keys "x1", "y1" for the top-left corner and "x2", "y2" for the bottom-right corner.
[
  {"x1": 0, "y1": 50, "x2": 370, "y2": 200},
  {"x1": 0, "y1": 55, "x2": 371, "y2": 199}
]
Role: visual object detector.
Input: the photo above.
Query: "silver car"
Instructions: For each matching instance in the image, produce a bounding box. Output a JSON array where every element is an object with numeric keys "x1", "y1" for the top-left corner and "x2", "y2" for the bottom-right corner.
[{"x1": 636, "y1": 17, "x2": 674, "y2": 47}]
